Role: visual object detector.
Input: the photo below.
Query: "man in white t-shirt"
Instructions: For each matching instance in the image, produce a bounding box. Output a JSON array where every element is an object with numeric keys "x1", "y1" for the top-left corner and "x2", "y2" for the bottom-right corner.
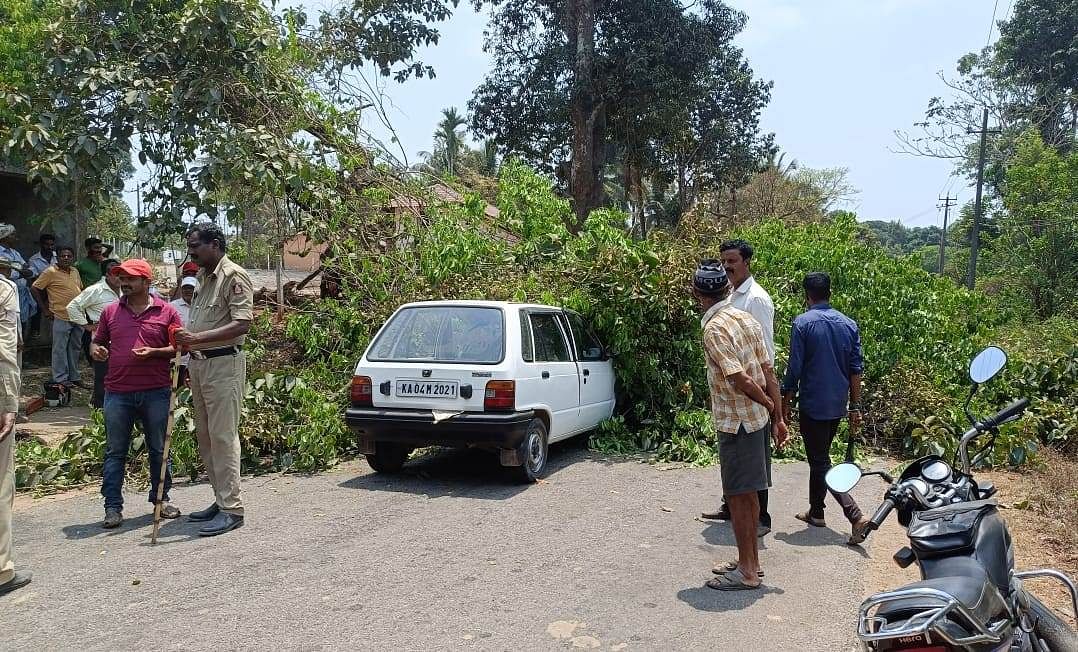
[
  {"x1": 168, "y1": 276, "x2": 198, "y2": 383},
  {"x1": 701, "y1": 240, "x2": 776, "y2": 535}
]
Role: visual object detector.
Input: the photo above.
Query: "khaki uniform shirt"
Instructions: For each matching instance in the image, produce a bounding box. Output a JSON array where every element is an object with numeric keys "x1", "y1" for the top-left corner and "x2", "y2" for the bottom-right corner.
[
  {"x1": 0, "y1": 278, "x2": 21, "y2": 413},
  {"x1": 188, "y1": 255, "x2": 254, "y2": 349},
  {"x1": 701, "y1": 299, "x2": 772, "y2": 435}
]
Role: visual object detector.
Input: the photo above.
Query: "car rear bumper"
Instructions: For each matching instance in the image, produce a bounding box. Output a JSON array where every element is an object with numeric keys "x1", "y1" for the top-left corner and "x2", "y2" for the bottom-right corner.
[{"x1": 344, "y1": 407, "x2": 536, "y2": 450}]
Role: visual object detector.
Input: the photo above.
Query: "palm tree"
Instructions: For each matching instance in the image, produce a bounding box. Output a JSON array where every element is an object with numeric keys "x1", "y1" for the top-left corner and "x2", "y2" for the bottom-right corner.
[
  {"x1": 480, "y1": 138, "x2": 498, "y2": 175},
  {"x1": 433, "y1": 107, "x2": 467, "y2": 176}
]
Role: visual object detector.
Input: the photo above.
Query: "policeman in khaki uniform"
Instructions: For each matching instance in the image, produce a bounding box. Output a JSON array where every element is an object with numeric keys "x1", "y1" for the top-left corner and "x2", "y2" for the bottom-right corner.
[
  {"x1": 174, "y1": 223, "x2": 254, "y2": 537},
  {"x1": 0, "y1": 257, "x2": 31, "y2": 595}
]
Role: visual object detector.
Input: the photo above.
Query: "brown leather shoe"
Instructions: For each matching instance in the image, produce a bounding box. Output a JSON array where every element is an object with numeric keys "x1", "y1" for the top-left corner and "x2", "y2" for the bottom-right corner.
[{"x1": 700, "y1": 506, "x2": 731, "y2": 520}]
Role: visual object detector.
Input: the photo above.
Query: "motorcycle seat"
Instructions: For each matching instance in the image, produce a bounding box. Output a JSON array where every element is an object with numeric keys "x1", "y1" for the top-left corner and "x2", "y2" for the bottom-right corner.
[{"x1": 875, "y1": 570, "x2": 1009, "y2": 631}]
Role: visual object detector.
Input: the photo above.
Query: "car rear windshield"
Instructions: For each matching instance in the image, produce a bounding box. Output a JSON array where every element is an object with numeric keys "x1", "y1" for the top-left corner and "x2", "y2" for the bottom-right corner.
[{"x1": 367, "y1": 306, "x2": 505, "y2": 364}]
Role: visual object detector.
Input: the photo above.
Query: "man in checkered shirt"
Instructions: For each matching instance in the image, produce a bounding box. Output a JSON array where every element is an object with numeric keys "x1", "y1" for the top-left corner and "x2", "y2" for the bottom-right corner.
[{"x1": 693, "y1": 260, "x2": 788, "y2": 591}]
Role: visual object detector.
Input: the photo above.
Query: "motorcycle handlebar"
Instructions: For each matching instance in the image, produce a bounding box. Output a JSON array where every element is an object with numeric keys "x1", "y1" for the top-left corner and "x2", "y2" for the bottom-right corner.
[
  {"x1": 865, "y1": 497, "x2": 897, "y2": 534},
  {"x1": 981, "y1": 398, "x2": 1030, "y2": 429}
]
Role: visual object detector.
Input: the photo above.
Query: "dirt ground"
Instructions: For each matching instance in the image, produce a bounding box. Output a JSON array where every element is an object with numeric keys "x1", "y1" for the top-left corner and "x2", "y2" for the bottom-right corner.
[{"x1": 864, "y1": 455, "x2": 1078, "y2": 623}]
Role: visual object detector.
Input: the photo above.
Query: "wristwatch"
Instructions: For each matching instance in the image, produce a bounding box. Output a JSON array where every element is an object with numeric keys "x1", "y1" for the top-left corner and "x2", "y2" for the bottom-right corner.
[{"x1": 848, "y1": 402, "x2": 863, "y2": 412}]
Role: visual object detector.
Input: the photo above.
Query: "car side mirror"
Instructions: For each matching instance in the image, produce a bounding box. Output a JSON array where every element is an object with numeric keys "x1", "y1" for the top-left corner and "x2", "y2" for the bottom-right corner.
[{"x1": 825, "y1": 462, "x2": 863, "y2": 493}]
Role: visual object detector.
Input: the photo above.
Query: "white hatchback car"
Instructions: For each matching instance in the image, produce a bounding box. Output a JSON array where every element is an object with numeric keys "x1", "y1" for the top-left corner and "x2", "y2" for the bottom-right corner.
[{"x1": 345, "y1": 300, "x2": 616, "y2": 481}]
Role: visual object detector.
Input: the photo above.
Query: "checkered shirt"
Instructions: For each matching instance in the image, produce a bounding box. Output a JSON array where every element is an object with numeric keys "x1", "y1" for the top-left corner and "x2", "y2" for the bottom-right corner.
[{"x1": 701, "y1": 299, "x2": 772, "y2": 435}]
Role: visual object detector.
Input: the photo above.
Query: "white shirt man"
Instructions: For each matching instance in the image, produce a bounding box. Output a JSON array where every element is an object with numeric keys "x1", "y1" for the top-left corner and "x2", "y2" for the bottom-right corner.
[
  {"x1": 730, "y1": 276, "x2": 775, "y2": 364},
  {"x1": 168, "y1": 276, "x2": 198, "y2": 367}
]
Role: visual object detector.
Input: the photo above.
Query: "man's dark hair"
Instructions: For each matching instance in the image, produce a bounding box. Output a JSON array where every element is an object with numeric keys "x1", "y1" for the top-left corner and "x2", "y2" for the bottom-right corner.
[
  {"x1": 57, "y1": 245, "x2": 76, "y2": 255},
  {"x1": 803, "y1": 272, "x2": 831, "y2": 301},
  {"x1": 39, "y1": 233, "x2": 56, "y2": 244},
  {"x1": 186, "y1": 222, "x2": 228, "y2": 252},
  {"x1": 85, "y1": 237, "x2": 102, "y2": 248},
  {"x1": 719, "y1": 239, "x2": 754, "y2": 262},
  {"x1": 100, "y1": 258, "x2": 120, "y2": 276}
]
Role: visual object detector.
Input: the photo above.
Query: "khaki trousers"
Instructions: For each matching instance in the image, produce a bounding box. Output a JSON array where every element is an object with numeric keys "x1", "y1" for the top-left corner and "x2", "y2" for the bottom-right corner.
[
  {"x1": 189, "y1": 352, "x2": 245, "y2": 516},
  {"x1": 0, "y1": 429, "x2": 14, "y2": 585}
]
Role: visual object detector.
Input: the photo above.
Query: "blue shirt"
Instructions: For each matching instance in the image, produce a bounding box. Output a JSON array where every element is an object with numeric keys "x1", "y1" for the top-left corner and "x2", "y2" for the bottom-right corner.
[{"x1": 781, "y1": 303, "x2": 863, "y2": 421}]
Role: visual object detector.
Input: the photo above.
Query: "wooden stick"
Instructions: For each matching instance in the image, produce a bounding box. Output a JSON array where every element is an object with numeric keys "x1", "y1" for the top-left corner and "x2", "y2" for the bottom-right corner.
[{"x1": 151, "y1": 350, "x2": 184, "y2": 545}]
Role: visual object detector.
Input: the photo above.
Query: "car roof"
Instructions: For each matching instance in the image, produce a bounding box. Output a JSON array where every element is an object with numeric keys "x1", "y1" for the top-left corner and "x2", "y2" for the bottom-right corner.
[{"x1": 396, "y1": 300, "x2": 563, "y2": 311}]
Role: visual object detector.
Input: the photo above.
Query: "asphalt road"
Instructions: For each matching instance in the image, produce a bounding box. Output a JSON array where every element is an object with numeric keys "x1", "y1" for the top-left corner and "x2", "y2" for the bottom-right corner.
[{"x1": 4, "y1": 444, "x2": 875, "y2": 651}]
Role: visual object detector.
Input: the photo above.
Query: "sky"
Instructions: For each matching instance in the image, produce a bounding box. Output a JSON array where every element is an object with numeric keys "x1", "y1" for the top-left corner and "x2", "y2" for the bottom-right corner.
[{"x1": 125, "y1": 0, "x2": 1010, "y2": 230}]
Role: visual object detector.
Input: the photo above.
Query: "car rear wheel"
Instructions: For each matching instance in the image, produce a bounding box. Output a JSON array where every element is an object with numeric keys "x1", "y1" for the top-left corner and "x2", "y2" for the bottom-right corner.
[
  {"x1": 365, "y1": 442, "x2": 413, "y2": 473},
  {"x1": 514, "y1": 418, "x2": 549, "y2": 483}
]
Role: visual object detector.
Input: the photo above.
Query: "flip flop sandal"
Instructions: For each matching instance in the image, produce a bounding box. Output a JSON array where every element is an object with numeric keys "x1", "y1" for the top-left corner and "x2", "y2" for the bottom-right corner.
[
  {"x1": 706, "y1": 568, "x2": 762, "y2": 591},
  {"x1": 795, "y1": 511, "x2": 826, "y2": 527},
  {"x1": 712, "y1": 560, "x2": 764, "y2": 577}
]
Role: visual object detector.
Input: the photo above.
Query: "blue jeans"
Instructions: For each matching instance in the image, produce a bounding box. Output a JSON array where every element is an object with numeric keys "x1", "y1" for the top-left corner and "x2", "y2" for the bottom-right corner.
[{"x1": 101, "y1": 388, "x2": 173, "y2": 511}]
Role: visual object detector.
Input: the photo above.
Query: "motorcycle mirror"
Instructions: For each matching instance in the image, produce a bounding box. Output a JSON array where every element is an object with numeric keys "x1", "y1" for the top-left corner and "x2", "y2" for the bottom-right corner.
[
  {"x1": 825, "y1": 462, "x2": 863, "y2": 494},
  {"x1": 969, "y1": 346, "x2": 1007, "y2": 384}
]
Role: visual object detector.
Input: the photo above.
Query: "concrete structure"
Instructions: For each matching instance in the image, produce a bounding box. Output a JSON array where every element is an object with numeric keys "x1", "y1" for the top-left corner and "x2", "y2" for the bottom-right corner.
[{"x1": 0, "y1": 163, "x2": 76, "y2": 254}]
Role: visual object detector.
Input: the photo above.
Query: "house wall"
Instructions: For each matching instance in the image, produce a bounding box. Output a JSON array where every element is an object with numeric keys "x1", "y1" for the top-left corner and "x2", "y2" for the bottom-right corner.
[
  {"x1": 0, "y1": 173, "x2": 76, "y2": 258},
  {"x1": 282, "y1": 234, "x2": 325, "y2": 271}
]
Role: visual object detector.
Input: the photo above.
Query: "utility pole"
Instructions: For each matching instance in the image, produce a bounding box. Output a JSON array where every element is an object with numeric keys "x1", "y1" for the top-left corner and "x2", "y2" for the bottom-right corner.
[
  {"x1": 937, "y1": 194, "x2": 957, "y2": 274},
  {"x1": 966, "y1": 108, "x2": 999, "y2": 290}
]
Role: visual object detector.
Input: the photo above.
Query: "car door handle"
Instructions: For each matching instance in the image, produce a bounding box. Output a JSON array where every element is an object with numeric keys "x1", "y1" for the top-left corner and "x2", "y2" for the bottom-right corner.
[
  {"x1": 582, "y1": 369, "x2": 590, "y2": 376},
  {"x1": 541, "y1": 371, "x2": 550, "y2": 379}
]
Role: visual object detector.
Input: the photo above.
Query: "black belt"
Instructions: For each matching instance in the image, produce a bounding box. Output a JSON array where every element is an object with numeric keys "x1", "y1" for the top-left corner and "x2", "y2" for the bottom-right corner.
[{"x1": 189, "y1": 346, "x2": 240, "y2": 360}]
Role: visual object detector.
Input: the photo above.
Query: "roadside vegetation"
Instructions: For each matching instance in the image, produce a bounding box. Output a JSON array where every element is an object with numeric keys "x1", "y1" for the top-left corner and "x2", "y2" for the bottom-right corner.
[
  {"x1": 2, "y1": 0, "x2": 1075, "y2": 499},
  {"x1": 13, "y1": 161, "x2": 1078, "y2": 492}
]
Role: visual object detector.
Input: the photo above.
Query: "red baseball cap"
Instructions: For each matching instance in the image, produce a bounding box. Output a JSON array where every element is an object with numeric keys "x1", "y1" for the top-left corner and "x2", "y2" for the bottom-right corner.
[
  {"x1": 181, "y1": 261, "x2": 199, "y2": 274},
  {"x1": 109, "y1": 259, "x2": 154, "y2": 280}
]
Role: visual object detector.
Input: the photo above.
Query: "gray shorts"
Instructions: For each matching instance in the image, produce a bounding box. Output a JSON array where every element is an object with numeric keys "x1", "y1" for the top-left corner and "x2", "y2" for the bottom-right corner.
[{"x1": 718, "y1": 423, "x2": 772, "y2": 496}]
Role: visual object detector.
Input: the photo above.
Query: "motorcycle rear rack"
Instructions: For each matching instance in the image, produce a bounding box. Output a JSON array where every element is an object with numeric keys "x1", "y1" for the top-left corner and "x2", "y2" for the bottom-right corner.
[
  {"x1": 1014, "y1": 568, "x2": 1078, "y2": 626},
  {"x1": 859, "y1": 587, "x2": 1008, "y2": 648}
]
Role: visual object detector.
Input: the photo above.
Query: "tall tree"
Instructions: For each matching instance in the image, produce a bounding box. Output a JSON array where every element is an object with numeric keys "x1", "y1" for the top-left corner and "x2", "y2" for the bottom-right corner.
[
  {"x1": 470, "y1": 0, "x2": 769, "y2": 232},
  {"x1": 897, "y1": 0, "x2": 1077, "y2": 192},
  {"x1": 2, "y1": 0, "x2": 463, "y2": 246},
  {"x1": 994, "y1": 0, "x2": 1078, "y2": 152},
  {"x1": 996, "y1": 130, "x2": 1078, "y2": 318},
  {"x1": 433, "y1": 106, "x2": 467, "y2": 176}
]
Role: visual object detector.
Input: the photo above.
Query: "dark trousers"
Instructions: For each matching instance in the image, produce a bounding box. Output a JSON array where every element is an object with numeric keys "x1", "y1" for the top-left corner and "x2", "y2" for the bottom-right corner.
[
  {"x1": 100, "y1": 388, "x2": 173, "y2": 512},
  {"x1": 802, "y1": 416, "x2": 863, "y2": 524},
  {"x1": 91, "y1": 360, "x2": 108, "y2": 409}
]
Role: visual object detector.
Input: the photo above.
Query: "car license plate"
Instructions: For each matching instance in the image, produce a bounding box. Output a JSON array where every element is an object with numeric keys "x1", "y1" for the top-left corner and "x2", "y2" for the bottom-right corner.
[{"x1": 395, "y1": 380, "x2": 458, "y2": 398}]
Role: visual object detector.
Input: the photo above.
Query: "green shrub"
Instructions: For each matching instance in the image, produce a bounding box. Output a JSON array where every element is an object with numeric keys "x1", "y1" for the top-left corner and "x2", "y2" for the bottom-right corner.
[
  {"x1": 290, "y1": 164, "x2": 1033, "y2": 466},
  {"x1": 16, "y1": 163, "x2": 1075, "y2": 490}
]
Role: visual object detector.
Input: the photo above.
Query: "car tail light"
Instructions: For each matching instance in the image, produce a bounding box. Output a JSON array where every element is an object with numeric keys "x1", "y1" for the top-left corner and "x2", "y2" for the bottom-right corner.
[
  {"x1": 484, "y1": 380, "x2": 515, "y2": 411},
  {"x1": 350, "y1": 375, "x2": 373, "y2": 406}
]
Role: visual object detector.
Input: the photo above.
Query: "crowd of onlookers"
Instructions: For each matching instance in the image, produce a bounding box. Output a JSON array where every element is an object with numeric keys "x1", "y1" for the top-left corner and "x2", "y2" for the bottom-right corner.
[
  {"x1": 0, "y1": 224, "x2": 199, "y2": 408},
  {"x1": 2, "y1": 222, "x2": 255, "y2": 597}
]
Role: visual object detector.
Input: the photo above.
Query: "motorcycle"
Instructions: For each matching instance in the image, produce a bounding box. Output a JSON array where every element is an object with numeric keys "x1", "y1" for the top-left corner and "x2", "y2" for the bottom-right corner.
[{"x1": 826, "y1": 346, "x2": 1078, "y2": 651}]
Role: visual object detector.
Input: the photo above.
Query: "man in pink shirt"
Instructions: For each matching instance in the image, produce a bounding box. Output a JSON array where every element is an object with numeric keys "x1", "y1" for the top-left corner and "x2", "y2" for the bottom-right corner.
[{"x1": 90, "y1": 259, "x2": 184, "y2": 529}]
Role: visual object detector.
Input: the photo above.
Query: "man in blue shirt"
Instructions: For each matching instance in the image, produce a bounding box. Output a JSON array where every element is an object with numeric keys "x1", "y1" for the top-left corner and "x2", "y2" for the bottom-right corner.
[{"x1": 781, "y1": 272, "x2": 868, "y2": 545}]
